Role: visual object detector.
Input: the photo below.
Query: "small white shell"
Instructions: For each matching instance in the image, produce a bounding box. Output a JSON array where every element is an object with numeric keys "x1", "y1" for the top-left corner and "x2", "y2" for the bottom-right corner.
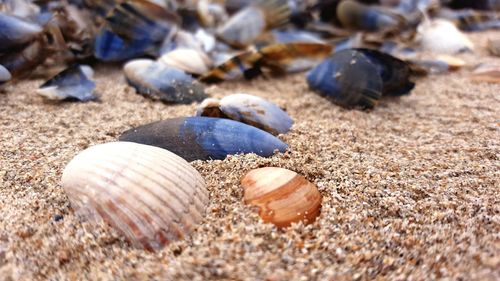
[
  {"x1": 62, "y1": 142, "x2": 209, "y2": 251},
  {"x1": 159, "y1": 48, "x2": 213, "y2": 75},
  {"x1": 417, "y1": 19, "x2": 473, "y2": 54}
]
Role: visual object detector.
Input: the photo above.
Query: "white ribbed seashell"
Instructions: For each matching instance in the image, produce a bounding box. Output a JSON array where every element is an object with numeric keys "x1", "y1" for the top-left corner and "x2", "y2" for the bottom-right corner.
[
  {"x1": 417, "y1": 19, "x2": 473, "y2": 54},
  {"x1": 62, "y1": 142, "x2": 209, "y2": 251}
]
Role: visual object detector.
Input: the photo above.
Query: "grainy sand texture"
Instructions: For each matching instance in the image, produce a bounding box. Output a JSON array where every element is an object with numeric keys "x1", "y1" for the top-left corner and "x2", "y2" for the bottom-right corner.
[{"x1": 0, "y1": 32, "x2": 499, "y2": 280}]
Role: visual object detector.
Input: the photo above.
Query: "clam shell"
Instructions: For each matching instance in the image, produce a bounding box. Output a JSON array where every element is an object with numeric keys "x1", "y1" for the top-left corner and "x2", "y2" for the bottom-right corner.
[
  {"x1": 195, "y1": 93, "x2": 293, "y2": 135},
  {"x1": 241, "y1": 167, "x2": 322, "y2": 228},
  {"x1": 418, "y1": 19, "x2": 474, "y2": 54},
  {"x1": 62, "y1": 142, "x2": 209, "y2": 251},
  {"x1": 470, "y1": 63, "x2": 500, "y2": 83},
  {"x1": 159, "y1": 48, "x2": 213, "y2": 75},
  {"x1": 124, "y1": 59, "x2": 207, "y2": 104},
  {"x1": 119, "y1": 117, "x2": 288, "y2": 161}
]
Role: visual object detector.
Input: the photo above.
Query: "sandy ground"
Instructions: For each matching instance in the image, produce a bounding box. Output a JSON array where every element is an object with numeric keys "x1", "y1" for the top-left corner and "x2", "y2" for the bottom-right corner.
[{"x1": 0, "y1": 32, "x2": 499, "y2": 280}]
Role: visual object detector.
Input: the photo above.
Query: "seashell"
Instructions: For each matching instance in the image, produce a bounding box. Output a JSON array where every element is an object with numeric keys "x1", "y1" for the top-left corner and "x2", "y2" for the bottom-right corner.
[
  {"x1": 195, "y1": 93, "x2": 293, "y2": 135},
  {"x1": 94, "y1": 29, "x2": 152, "y2": 62},
  {"x1": 95, "y1": 0, "x2": 180, "y2": 44},
  {"x1": 0, "y1": 12, "x2": 42, "y2": 53},
  {"x1": 200, "y1": 50, "x2": 263, "y2": 83},
  {"x1": 435, "y1": 55, "x2": 466, "y2": 71},
  {"x1": 119, "y1": 117, "x2": 288, "y2": 161},
  {"x1": 216, "y1": 0, "x2": 290, "y2": 47},
  {"x1": 194, "y1": 29, "x2": 217, "y2": 53},
  {"x1": 241, "y1": 167, "x2": 322, "y2": 228},
  {"x1": 417, "y1": 18, "x2": 474, "y2": 54},
  {"x1": 124, "y1": 59, "x2": 207, "y2": 104},
  {"x1": 61, "y1": 142, "x2": 209, "y2": 251},
  {"x1": 159, "y1": 30, "x2": 203, "y2": 55},
  {"x1": 409, "y1": 59, "x2": 454, "y2": 75},
  {"x1": 488, "y1": 39, "x2": 500, "y2": 57},
  {"x1": 0, "y1": 64, "x2": 11, "y2": 85},
  {"x1": 36, "y1": 64, "x2": 97, "y2": 101},
  {"x1": 259, "y1": 30, "x2": 324, "y2": 45},
  {"x1": 307, "y1": 48, "x2": 414, "y2": 109},
  {"x1": 197, "y1": 0, "x2": 228, "y2": 28},
  {"x1": 159, "y1": 48, "x2": 213, "y2": 75},
  {"x1": 200, "y1": 42, "x2": 333, "y2": 83},
  {"x1": 258, "y1": 42, "x2": 334, "y2": 74},
  {"x1": 336, "y1": 0, "x2": 405, "y2": 32},
  {"x1": 470, "y1": 63, "x2": 500, "y2": 83},
  {"x1": 0, "y1": 0, "x2": 40, "y2": 19}
]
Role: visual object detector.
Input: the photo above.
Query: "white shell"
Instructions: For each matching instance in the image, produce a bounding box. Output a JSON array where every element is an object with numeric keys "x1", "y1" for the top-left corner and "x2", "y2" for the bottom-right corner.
[
  {"x1": 159, "y1": 48, "x2": 213, "y2": 75},
  {"x1": 417, "y1": 19, "x2": 473, "y2": 54},
  {"x1": 62, "y1": 142, "x2": 209, "y2": 251}
]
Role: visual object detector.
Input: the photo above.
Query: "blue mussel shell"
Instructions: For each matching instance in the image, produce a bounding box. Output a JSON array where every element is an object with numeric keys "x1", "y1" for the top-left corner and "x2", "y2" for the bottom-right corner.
[
  {"x1": 119, "y1": 117, "x2": 288, "y2": 161},
  {"x1": 307, "y1": 48, "x2": 414, "y2": 108}
]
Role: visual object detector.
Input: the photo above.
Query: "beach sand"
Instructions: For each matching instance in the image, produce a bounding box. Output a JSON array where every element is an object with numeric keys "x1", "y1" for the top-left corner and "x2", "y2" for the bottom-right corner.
[{"x1": 0, "y1": 32, "x2": 499, "y2": 280}]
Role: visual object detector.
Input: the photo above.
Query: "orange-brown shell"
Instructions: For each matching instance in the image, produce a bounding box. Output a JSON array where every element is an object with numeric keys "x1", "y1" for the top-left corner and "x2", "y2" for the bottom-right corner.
[{"x1": 241, "y1": 167, "x2": 322, "y2": 228}]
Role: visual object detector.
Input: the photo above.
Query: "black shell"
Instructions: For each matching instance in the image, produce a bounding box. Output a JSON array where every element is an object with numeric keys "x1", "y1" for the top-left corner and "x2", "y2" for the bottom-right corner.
[{"x1": 307, "y1": 48, "x2": 414, "y2": 108}]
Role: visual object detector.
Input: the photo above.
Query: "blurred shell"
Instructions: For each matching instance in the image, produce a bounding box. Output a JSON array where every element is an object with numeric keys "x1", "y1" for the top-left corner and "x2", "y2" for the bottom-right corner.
[
  {"x1": 0, "y1": 64, "x2": 11, "y2": 85},
  {"x1": 216, "y1": 0, "x2": 290, "y2": 47},
  {"x1": 259, "y1": 42, "x2": 334, "y2": 73},
  {"x1": 307, "y1": 48, "x2": 414, "y2": 109},
  {"x1": 336, "y1": 0, "x2": 404, "y2": 32},
  {"x1": 124, "y1": 59, "x2": 206, "y2": 104},
  {"x1": 197, "y1": 0, "x2": 228, "y2": 27},
  {"x1": 159, "y1": 48, "x2": 213, "y2": 75},
  {"x1": 435, "y1": 55, "x2": 466, "y2": 70},
  {"x1": 417, "y1": 19, "x2": 473, "y2": 54},
  {"x1": 241, "y1": 167, "x2": 322, "y2": 228},
  {"x1": 36, "y1": 64, "x2": 97, "y2": 101},
  {"x1": 119, "y1": 117, "x2": 288, "y2": 161},
  {"x1": 0, "y1": 12, "x2": 42, "y2": 53},
  {"x1": 61, "y1": 142, "x2": 209, "y2": 251},
  {"x1": 200, "y1": 42, "x2": 333, "y2": 83},
  {"x1": 470, "y1": 63, "x2": 500, "y2": 83},
  {"x1": 195, "y1": 93, "x2": 293, "y2": 135},
  {"x1": 488, "y1": 39, "x2": 500, "y2": 57},
  {"x1": 94, "y1": 29, "x2": 153, "y2": 62}
]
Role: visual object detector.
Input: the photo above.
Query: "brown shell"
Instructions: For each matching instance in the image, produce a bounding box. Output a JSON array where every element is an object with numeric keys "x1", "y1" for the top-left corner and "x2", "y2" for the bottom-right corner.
[
  {"x1": 241, "y1": 167, "x2": 322, "y2": 228},
  {"x1": 61, "y1": 142, "x2": 209, "y2": 251}
]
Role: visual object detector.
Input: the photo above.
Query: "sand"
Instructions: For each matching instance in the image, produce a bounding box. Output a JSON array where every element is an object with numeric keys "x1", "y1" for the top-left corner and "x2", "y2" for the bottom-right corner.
[{"x1": 0, "y1": 32, "x2": 499, "y2": 280}]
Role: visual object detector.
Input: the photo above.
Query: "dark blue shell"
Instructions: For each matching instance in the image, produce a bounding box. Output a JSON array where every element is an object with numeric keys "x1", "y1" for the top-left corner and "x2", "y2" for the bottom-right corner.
[
  {"x1": 37, "y1": 65, "x2": 96, "y2": 101},
  {"x1": 307, "y1": 49, "x2": 383, "y2": 108},
  {"x1": 94, "y1": 29, "x2": 151, "y2": 62},
  {"x1": 119, "y1": 117, "x2": 288, "y2": 161},
  {"x1": 0, "y1": 13, "x2": 42, "y2": 53},
  {"x1": 307, "y1": 49, "x2": 414, "y2": 108},
  {"x1": 359, "y1": 48, "x2": 415, "y2": 96}
]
